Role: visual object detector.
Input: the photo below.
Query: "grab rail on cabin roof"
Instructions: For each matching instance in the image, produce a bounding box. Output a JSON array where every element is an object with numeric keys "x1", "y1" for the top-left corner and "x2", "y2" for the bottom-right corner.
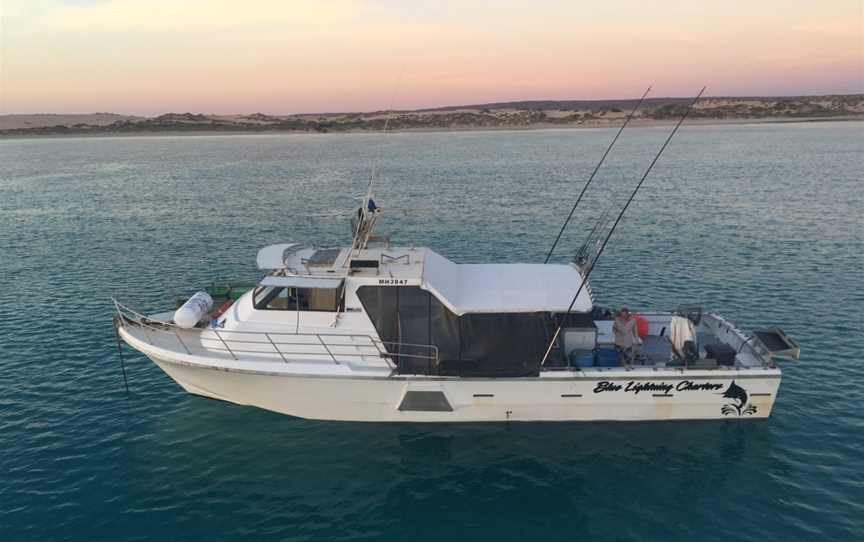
[
  {"x1": 381, "y1": 253, "x2": 410, "y2": 265},
  {"x1": 112, "y1": 299, "x2": 439, "y2": 368}
]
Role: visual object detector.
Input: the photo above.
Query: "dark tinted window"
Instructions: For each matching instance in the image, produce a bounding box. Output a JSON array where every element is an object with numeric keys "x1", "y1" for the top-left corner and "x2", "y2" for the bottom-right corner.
[
  {"x1": 356, "y1": 286, "x2": 550, "y2": 376},
  {"x1": 356, "y1": 286, "x2": 398, "y2": 343}
]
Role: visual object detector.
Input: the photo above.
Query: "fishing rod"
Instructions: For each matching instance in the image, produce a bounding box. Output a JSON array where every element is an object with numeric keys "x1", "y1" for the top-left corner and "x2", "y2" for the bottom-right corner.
[
  {"x1": 544, "y1": 85, "x2": 652, "y2": 264},
  {"x1": 540, "y1": 87, "x2": 706, "y2": 366},
  {"x1": 574, "y1": 204, "x2": 613, "y2": 266},
  {"x1": 576, "y1": 173, "x2": 635, "y2": 267}
]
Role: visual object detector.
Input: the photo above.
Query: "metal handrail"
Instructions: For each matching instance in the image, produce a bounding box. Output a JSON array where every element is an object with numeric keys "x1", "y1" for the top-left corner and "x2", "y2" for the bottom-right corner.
[
  {"x1": 113, "y1": 299, "x2": 439, "y2": 367},
  {"x1": 702, "y1": 312, "x2": 768, "y2": 367},
  {"x1": 264, "y1": 332, "x2": 289, "y2": 363},
  {"x1": 381, "y1": 253, "x2": 410, "y2": 264}
]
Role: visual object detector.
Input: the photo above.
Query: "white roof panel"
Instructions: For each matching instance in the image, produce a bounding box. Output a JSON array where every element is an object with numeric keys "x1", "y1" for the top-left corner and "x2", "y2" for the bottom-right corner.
[
  {"x1": 259, "y1": 276, "x2": 343, "y2": 289},
  {"x1": 420, "y1": 249, "x2": 592, "y2": 315},
  {"x1": 256, "y1": 243, "x2": 302, "y2": 270}
]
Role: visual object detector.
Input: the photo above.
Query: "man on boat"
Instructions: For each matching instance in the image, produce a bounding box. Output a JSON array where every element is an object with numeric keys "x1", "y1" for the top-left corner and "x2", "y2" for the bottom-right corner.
[{"x1": 613, "y1": 306, "x2": 641, "y2": 365}]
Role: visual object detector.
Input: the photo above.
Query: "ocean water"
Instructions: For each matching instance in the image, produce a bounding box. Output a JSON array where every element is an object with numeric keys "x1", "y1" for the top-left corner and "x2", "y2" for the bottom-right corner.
[{"x1": 1, "y1": 122, "x2": 862, "y2": 541}]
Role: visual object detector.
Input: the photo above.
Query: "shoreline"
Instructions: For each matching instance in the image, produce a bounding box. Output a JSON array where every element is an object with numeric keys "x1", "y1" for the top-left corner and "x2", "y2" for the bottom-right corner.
[{"x1": 1, "y1": 115, "x2": 860, "y2": 140}]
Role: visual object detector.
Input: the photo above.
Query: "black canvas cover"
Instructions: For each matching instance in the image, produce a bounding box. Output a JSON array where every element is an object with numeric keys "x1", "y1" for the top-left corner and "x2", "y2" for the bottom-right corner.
[{"x1": 357, "y1": 286, "x2": 554, "y2": 376}]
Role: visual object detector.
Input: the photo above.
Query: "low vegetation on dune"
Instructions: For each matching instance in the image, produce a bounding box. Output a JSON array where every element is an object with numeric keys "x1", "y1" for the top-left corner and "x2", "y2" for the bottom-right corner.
[{"x1": 1, "y1": 95, "x2": 861, "y2": 136}]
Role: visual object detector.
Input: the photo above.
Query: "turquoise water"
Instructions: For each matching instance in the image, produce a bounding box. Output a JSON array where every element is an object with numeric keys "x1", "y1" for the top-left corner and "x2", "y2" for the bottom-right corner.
[{"x1": 1, "y1": 122, "x2": 862, "y2": 541}]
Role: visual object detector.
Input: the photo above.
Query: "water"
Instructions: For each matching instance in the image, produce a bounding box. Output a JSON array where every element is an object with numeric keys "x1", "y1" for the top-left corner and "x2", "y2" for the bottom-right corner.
[{"x1": 1, "y1": 122, "x2": 862, "y2": 541}]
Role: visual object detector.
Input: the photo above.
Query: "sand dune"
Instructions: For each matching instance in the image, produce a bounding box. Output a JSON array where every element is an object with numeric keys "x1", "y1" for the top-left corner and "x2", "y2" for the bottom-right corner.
[
  {"x1": 0, "y1": 113, "x2": 141, "y2": 130},
  {"x1": 2, "y1": 95, "x2": 861, "y2": 136}
]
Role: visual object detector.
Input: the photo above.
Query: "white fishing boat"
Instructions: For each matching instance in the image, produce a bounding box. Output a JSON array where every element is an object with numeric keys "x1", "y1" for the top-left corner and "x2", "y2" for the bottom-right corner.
[
  {"x1": 114, "y1": 197, "x2": 799, "y2": 422},
  {"x1": 113, "y1": 92, "x2": 799, "y2": 422}
]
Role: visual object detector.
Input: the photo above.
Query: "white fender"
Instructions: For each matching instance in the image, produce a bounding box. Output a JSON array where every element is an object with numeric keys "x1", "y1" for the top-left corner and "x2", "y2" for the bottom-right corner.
[{"x1": 174, "y1": 291, "x2": 213, "y2": 329}]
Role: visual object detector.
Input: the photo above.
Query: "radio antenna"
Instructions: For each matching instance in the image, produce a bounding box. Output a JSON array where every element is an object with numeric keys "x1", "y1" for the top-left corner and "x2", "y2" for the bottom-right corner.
[
  {"x1": 544, "y1": 86, "x2": 651, "y2": 263},
  {"x1": 365, "y1": 68, "x2": 404, "y2": 198},
  {"x1": 349, "y1": 69, "x2": 404, "y2": 254},
  {"x1": 540, "y1": 87, "x2": 706, "y2": 366}
]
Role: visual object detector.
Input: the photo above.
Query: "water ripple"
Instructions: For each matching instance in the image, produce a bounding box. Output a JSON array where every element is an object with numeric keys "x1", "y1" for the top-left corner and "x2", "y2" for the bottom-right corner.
[{"x1": 1, "y1": 123, "x2": 862, "y2": 541}]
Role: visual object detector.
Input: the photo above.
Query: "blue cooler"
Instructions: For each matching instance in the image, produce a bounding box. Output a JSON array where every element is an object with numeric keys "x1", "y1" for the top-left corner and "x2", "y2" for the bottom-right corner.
[
  {"x1": 594, "y1": 347, "x2": 621, "y2": 367},
  {"x1": 568, "y1": 349, "x2": 595, "y2": 368}
]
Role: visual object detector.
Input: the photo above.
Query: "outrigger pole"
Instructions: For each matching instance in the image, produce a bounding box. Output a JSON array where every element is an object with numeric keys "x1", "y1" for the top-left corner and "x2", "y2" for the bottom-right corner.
[
  {"x1": 544, "y1": 86, "x2": 652, "y2": 263},
  {"x1": 540, "y1": 87, "x2": 706, "y2": 366}
]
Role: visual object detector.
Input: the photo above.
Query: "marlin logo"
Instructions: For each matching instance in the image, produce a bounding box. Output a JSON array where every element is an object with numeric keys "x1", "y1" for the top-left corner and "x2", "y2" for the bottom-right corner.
[{"x1": 720, "y1": 380, "x2": 757, "y2": 416}]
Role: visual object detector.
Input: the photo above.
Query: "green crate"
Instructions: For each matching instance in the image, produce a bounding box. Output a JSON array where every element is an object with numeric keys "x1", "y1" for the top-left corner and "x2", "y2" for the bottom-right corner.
[{"x1": 205, "y1": 284, "x2": 231, "y2": 299}]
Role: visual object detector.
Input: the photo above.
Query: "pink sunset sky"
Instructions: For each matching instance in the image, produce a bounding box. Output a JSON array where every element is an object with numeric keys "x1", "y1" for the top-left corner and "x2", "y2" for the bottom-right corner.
[{"x1": 1, "y1": 0, "x2": 862, "y2": 115}]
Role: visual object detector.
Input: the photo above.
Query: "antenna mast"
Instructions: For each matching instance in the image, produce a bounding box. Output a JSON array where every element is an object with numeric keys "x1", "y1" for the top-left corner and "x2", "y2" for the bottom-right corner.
[
  {"x1": 544, "y1": 86, "x2": 652, "y2": 263},
  {"x1": 540, "y1": 87, "x2": 706, "y2": 366},
  {"x1": 349, "y1": 71, "x2": 404, "y2": 253}
]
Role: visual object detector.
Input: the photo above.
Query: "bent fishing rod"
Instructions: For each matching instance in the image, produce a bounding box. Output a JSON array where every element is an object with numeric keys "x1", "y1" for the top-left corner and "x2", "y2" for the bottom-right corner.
[
  {"x1": 540, "y1": 86, "x2": 706, "y2": 366},
  {"x1": 544, "y1": 85, "x2": 652, "y2": 264}
]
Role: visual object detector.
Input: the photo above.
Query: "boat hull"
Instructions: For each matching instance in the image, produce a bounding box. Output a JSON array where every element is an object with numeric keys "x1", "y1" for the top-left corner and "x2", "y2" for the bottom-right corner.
[{"x1": 147, "y1": 354, "x2": 780, "y2": 422}]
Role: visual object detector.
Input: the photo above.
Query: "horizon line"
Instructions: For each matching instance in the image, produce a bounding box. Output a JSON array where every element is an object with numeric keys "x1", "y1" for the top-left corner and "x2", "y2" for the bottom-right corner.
[{"x1": 3, "y1": 91, "x2": 862, "y2": 118}]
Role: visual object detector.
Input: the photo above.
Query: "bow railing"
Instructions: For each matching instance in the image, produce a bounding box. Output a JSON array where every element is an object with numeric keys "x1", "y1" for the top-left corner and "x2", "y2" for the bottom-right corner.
[{"x1": 113, "y1": 300, "x2": 438, "y2": 368}]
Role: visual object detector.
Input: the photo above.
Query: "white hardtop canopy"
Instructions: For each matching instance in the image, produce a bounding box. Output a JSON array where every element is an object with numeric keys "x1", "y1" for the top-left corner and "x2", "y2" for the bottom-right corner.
[
  {"x1": 421, "y1": 249, "x2": 593, "y2": 315},
  {"x1": 256, "y1": 243, "x2": 593, "y2": 315},
  {"x1": 257, "y1": 243, "x2": 304, "y2": 270}
]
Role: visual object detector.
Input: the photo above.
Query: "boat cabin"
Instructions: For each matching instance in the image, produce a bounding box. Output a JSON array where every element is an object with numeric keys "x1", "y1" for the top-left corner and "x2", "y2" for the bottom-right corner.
[
  {"x1": 113, "y1": 180, "x2": 799, "y2": 422},
  {"x1": 244, "y1": 243, "x2": 594, "y2": 376}
]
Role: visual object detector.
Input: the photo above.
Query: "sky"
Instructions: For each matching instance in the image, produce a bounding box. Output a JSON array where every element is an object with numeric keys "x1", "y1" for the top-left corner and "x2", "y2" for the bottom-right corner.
[{"x1": 1, "y1": 0, "x2": 862, "y2": 115}]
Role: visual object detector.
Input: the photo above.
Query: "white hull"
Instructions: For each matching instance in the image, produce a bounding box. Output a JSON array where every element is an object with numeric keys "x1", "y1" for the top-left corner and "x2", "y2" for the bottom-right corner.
[
  {"x1": 147, "y1": 353, "x2": 780, "y2": 423},
  {"x1": 110, "y1": 182, "x2": 800, "y2": 423}
]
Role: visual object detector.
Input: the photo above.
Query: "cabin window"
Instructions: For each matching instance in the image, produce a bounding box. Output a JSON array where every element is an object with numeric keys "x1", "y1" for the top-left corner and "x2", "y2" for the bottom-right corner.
[
  {"x1": 254, "y1": 286, "x2": 296, "y2": 310},
  {"x1": 253, "y1": 286, "x2": 343, "y2": 312},
  {"x1": 298, "y1": 287, "x2": 342, "y2": 311}
]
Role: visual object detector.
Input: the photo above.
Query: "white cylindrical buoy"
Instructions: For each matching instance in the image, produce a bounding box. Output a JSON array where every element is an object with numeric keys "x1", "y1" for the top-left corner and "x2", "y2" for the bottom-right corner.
[{"x1": 174, "y1": 291, "x2": 214, "y2": 329}]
